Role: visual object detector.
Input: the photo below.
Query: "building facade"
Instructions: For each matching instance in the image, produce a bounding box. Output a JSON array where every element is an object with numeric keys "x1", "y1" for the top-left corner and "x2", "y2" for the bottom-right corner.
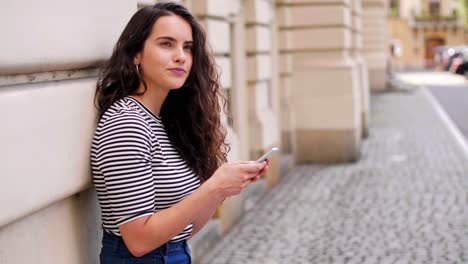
[
  {"x1": 388, "y1": 0, "x2": 466, "y2": 69},
  {"x1": 0, "y1": 0, "x2": 388, "y2": 263}
]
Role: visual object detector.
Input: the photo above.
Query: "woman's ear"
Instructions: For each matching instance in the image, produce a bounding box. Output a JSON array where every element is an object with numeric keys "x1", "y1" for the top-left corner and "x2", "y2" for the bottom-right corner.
[{"x1": 134, "y1": 53, "x2": 141, "y2": 65}]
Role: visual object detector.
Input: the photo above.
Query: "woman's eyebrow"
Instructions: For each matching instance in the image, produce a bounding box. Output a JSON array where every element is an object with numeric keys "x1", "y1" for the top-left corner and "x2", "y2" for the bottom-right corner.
[
  {"x1": 156, "y1": 36, "x2": 193, "y2": 43},
  {"x1": 156, "y1": 36, "x2": 176, "y2": 41}
]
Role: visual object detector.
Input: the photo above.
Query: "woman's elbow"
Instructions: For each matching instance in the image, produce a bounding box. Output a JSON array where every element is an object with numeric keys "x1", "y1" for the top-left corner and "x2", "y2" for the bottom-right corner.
[
  {"x1": 121, "y1": 231, "x2": 153, "y2": 257},
  {"x1": 119, "y1": 216, "x2": 153, "y2": 257},
  {"x1": 126, "y1": 241, "x2": 151, "y2": 257}
]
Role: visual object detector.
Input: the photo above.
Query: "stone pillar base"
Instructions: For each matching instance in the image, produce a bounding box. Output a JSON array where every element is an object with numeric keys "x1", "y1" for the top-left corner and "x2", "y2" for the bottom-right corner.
[
  {"x1": 369, "y1": 68, "x2": 387, "y2": 92},
  {"x1": 264, "y1": 150, "x2": 280, "y2": 190},
  {"x1": 294, "y1": 129, "x2": 361, "y2": 163},
  {"x1": 188, "y1": 219, "x2": 220, "y2": 263},
  {"x1": 243, "y1": 179, "x2": 267, "y2": 212},
  {"x1": 362, "y1": 111, "x2": 370, "y2": 138},
  {"x1": 356, "y1": 57, "x2": 370, "y2": 139},
  {"x1": 218, "y1": 194, "x2": 244, "y2": 234},
  {"x1": 290, "y1": 62, "x2": 362, "y2": 163},
  {"x1": 281, "y1": 131, "x2": 293, "y2": 153}
]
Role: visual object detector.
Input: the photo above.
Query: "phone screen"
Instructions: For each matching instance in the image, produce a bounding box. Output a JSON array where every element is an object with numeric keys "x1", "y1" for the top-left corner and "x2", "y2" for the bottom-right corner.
[{"x1": 255, "y1": 147, "x2": 279, "y2": 162}]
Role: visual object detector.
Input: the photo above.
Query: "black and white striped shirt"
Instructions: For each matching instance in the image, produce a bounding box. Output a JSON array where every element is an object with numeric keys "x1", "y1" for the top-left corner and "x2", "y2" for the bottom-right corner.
[{"x1": 91, "y1": 96, "x2": 201, "y2": 241}]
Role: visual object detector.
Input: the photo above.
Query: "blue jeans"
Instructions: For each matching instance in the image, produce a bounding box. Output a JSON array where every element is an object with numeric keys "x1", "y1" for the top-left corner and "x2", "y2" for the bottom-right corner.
[{"x1": 100, "y1": 231, "x2": 191, "y2": 264}]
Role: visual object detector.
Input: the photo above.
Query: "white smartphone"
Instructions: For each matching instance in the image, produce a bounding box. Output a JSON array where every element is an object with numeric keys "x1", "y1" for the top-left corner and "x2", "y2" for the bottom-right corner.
[{"x1": 255, "y1": 147, "x2": 279, "y2": 163}]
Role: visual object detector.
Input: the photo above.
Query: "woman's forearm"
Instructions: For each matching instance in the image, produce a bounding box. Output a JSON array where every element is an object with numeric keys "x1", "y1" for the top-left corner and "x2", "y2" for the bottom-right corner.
[
  {"x1": 119, "y1": 181, "x2": 223, "y2": 257},
  {"x1": 188, "y1": 197, "x2": 223, "y2": 239}
]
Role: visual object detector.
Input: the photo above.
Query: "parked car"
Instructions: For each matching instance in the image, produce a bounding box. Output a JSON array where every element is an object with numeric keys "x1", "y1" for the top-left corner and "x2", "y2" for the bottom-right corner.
[
  {"x1": 433, "y1": 45, "x2": 468, "y2": 71},
  {"x1": 450, "y1": 48, "x2": 468, "y2": 77}
]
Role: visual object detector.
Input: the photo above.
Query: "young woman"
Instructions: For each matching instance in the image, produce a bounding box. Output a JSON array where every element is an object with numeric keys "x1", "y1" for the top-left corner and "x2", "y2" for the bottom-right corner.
[{"x1": 91, "y1": 2, "x2": 268, "y2": 263}]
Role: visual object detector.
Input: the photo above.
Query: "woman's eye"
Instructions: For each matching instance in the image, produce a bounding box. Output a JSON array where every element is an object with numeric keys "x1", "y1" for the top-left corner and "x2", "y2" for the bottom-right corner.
[
  {"x1": 160, "y1": 42, "x2": 171, "y2": 47},
  {"x1": 184, "y1": 46, "x2": 193, "y2": 52}
]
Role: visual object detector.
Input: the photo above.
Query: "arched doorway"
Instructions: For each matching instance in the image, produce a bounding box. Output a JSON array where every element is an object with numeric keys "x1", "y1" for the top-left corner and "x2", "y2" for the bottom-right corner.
[{"x1": 425, "y1": 38, "x2": 445, "y2": 67}]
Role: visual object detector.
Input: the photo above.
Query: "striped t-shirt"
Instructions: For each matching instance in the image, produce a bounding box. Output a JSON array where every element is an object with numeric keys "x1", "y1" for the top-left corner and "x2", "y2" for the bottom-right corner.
[{"x1": 91, "y1": 96, "x2": 201, "y2": 241}]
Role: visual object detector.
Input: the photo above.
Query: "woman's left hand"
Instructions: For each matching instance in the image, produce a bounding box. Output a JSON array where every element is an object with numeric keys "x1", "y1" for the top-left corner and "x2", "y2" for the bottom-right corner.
[{"x1": 249, "y1": 158, "x2": 269, "y2": 182}]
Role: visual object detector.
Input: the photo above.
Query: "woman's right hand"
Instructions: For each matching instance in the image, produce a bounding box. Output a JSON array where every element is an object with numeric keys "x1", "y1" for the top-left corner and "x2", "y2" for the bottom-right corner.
[{"x1": 206, "y1": 161, "x2": 267, "y2": 198}]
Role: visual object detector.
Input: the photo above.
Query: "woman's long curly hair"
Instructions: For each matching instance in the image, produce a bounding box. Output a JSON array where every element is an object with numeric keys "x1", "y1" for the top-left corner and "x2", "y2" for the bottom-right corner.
[{"x1": 95, "y1": 2, "x2": 230, "y2": 182}]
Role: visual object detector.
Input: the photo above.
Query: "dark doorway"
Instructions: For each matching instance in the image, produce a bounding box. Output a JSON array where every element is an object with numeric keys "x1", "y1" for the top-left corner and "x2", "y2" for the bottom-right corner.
[{"x1": 425, "y1": 38, "x2": 445, "y2": 67}]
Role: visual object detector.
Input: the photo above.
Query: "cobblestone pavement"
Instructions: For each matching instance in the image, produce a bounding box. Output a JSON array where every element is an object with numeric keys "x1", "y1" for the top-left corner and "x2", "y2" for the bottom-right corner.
[{"x1": 200, "y1": 88, "x2": 468, "y2": 264}]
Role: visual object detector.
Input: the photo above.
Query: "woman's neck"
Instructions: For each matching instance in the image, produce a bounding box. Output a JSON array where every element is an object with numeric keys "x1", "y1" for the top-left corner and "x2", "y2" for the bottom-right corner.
[{"x1": 132, "y1": 83, "x2": 169, "y2": 117}]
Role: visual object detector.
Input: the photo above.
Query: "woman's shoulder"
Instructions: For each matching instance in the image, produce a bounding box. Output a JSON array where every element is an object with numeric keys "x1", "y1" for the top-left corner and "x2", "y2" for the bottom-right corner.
[{"x1": 97, "y1": 97, "x2": 152, "y2": 132}]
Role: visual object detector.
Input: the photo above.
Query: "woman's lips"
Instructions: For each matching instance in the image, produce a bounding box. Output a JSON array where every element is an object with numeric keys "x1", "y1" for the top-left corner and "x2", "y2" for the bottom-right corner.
[{"x1": 169, "y1": 68, "x2": 186, "y2": 76}]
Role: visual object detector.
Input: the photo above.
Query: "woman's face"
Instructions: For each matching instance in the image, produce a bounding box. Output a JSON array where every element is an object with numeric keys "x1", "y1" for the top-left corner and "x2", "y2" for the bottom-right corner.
[{"x1": 135, "y1": 15, "x2": 193, "y2": 92}]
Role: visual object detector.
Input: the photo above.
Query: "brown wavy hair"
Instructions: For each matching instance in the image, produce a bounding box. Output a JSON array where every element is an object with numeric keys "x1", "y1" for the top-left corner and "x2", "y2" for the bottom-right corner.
[{"x1": 95, "y1": 2, "x2": 229, "y2": 182}]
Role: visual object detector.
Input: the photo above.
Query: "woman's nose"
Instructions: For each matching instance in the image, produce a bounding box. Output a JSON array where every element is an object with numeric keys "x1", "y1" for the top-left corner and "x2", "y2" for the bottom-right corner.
[{"x1": 174, "y1": 47, "x2": 186, "y2": 63}]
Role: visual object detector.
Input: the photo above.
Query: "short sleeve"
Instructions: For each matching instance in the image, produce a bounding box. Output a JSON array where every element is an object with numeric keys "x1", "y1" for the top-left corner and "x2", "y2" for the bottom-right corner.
[{"x1": 93, "y1": 113, "x2": 156, "y2": 226}]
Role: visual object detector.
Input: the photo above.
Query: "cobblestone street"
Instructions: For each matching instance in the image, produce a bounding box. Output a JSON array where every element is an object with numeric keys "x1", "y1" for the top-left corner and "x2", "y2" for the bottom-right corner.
[{"x1": 200, "y1": 88, "x2": 468, "y2": 264}]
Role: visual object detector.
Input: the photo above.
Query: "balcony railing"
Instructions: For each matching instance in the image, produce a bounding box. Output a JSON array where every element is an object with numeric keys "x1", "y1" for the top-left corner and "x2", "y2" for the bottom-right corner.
[
  {"x1": 414, "y1": 15, "x2": 458, "y2": 22},
  {"x1": 409, "y1": 14, "x2": 462, "y2": 28}
]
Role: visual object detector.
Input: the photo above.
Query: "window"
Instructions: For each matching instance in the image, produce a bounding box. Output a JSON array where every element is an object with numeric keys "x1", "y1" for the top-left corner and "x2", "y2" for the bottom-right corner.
[
  {"x1": 429, "y1": 0, "x2": 440, "y2": 17},
  {"x1": 390, "y1": 0, "x2": 399, "y2": 9},
  {"x1": 389, "y1": 0, "x2": 399, "y2": 17}
]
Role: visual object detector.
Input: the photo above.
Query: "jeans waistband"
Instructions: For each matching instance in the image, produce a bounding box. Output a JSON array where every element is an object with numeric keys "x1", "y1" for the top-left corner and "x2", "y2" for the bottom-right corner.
[
  {"x1": 163, "y1": 240, "x2": 186, "y2": 253},
  {"x1": 102, "y1": 230, "x2": 187, "y2": 256}
]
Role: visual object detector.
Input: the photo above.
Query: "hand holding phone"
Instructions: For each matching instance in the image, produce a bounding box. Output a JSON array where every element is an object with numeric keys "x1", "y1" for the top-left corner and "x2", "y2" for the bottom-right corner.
[{"x1": 255, "y1": 147, "x2": 279, "y2": 163}]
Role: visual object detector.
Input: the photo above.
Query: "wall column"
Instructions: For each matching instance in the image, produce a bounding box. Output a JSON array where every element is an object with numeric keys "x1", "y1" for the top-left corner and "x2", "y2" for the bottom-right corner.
[
  {"x1": 192, "y1": 0, "x2": 247, "y2": 235},
  {"x1": 276, "y1": 3, "x2": 295, "y2": 154},
  {"x1": 278, "y1": 0, "x2": 362, "y2": 163},
  {"x1": 351, "y1": 0, "x2": 370, "y2": 138},
  {"x1": 244, "y1": 0, "x2": 281, "y2": 188},
  {"x1": 362, "y1": 0, "x2": 388, "y2": 91},
  {"x1": 0, "y1": 1, "x2": 136, "y2": 263}
]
